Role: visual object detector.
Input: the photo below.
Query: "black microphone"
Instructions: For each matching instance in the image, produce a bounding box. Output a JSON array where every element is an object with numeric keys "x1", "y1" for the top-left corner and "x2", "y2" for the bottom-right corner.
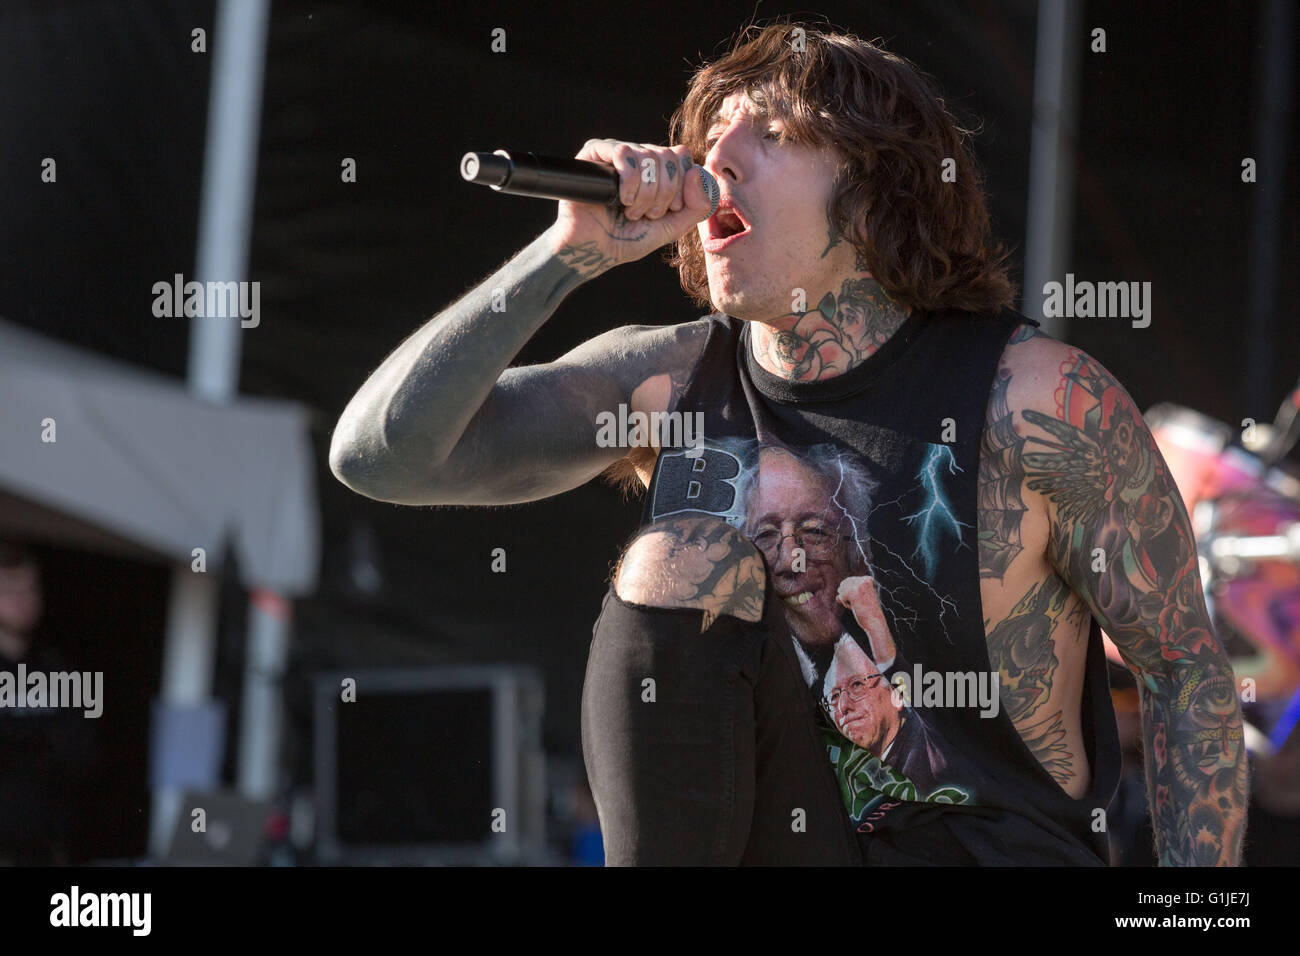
[{"x1": 460, "y1": 149, "x2": 720, "y2": 217}]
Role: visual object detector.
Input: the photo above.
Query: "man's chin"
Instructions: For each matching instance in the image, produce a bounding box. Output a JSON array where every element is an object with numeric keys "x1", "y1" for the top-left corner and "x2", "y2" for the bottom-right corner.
[
  {"x1": 837, "y1": 718, "x2": 874, "y2": 750},
  {"x1": 710, "y1": 290, "x2": 749, "y2": 318},
  {"x1": 707, "y1": 279, "x2": 770, "y2": 321},
  {"x1": 783, "y1": 598, "x2": 841, "y2": 646}
]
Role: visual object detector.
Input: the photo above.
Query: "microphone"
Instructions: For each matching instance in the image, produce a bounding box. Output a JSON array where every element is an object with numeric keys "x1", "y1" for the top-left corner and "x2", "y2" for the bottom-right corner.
[{"x1": 460, "y1": 149, "x2": 720, "y2": 218}]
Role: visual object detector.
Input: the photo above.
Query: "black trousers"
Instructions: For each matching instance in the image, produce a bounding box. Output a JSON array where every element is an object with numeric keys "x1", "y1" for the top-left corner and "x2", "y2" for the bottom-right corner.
[{"x1": 580, "y1": 560, "x2": 863, "y2": 866}]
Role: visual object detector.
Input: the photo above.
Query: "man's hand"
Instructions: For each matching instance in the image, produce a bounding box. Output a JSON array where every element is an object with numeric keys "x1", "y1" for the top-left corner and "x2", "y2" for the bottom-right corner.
[
  {"x1": 836, "y1": 575, "x2": 898, "y2": 666},
  {"x1": 547, "y1": 139, "x2": 715, "y2": 278}
]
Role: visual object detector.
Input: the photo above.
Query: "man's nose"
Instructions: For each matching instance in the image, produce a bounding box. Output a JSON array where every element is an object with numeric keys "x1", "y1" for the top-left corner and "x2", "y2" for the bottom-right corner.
[
  {"x1": 704, "y1": 125, "x2": 747, "y2": 185},
  {"x1": 771, "y1": 533, "x2": 801, "y2": 571}
]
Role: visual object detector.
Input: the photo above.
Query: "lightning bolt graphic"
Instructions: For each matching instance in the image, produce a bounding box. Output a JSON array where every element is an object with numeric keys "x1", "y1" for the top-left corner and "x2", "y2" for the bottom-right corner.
[
  {"x1": 827, "y1": 459, "x2": 924, "y2": 637},
  {"x1": 902, "y1": 444, "x2": 972, "y2": 578},
  {"x1": 859, "y1": 445, "x2": 973, "y2": 642},
  {"x1": 867, "y1": 535, "x2": 958, "y2": 640}
]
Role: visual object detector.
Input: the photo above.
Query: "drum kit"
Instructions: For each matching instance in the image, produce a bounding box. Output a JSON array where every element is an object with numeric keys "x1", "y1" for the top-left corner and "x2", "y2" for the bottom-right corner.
[{"x1": 1141, "y1": 389, "x2": 1300, "y2": 754}]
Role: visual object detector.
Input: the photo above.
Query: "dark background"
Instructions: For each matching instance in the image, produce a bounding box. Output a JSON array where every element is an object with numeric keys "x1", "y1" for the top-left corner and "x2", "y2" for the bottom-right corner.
[{"x1": 1, "y1": 0, "x2": 1295, "y2": 859}]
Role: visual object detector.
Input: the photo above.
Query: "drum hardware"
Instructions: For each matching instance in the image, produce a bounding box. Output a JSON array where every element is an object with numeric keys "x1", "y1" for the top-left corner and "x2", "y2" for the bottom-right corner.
[
  {"x1": 1199, "y1": 517, "x2": 1300, "y2": 580},
  {"x1": 1146, "y1": 398, "x2": 1300, "y2": 717}
]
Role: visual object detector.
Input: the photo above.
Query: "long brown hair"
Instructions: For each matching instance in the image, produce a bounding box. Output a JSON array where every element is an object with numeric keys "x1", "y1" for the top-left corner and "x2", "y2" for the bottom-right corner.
[{"x1": 667, "y1": 20, "x2": 1017, "y2": 314}]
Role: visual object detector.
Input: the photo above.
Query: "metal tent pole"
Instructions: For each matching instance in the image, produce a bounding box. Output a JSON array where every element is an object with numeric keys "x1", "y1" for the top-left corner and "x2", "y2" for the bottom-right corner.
[
  {"x1": 150, "y1": 0, "x2": 274, "y2": 859},
  {"x1": 1022, "y1": 0, "x2": 1082, "y2": 338},
  {"x1": 1243, "y1": 0, "x2": 1294, "y2": 416}
]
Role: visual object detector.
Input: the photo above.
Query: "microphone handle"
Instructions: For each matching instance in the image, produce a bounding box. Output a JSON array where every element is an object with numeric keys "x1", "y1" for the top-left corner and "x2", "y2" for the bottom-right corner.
[{"x1": 461, "y1": 150, "x2": 619, "y2": 205}]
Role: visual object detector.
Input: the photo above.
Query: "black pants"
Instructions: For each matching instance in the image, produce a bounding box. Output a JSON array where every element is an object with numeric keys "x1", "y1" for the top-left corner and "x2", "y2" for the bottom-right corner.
[{"x1": 580, "y1": 560, "x2": 863, "y2": 866}]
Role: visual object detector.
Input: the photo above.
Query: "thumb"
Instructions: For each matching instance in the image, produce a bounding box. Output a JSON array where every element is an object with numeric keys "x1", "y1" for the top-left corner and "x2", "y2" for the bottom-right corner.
[{"x1": 654, "y1": 166, "x2": 719, "y2": 241}]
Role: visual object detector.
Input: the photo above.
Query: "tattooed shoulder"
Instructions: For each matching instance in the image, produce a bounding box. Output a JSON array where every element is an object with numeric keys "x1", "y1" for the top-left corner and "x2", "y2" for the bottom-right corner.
[
  {"x1": 598, "y1": 319, "x2": 711, "y2": 496},
  {"x1": 976, "y1": 326, "x2": 1060, "y2": 581},
  {"x1": 623, "y1": 318, "x2": 710, "y2": 414},
  {"x1": 1007, "y1": 321, "x2": 1049, "y2": 345}
]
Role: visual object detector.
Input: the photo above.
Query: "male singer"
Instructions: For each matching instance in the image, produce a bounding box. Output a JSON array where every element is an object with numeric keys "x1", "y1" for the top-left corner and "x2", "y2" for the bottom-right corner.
[{"x1": 330, "y1": 22, "x2": 1246, "y2": 866}]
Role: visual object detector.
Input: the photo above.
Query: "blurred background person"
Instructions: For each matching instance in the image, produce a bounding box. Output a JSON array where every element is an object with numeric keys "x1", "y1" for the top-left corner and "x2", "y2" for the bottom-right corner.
[{"x1": 0, "y1": 542, "x2": 101, "y2": 865}]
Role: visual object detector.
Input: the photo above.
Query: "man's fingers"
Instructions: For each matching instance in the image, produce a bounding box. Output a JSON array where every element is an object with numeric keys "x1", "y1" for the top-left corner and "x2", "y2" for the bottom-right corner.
[
  {"x1": 560, "y1": 138, "x2": 713, "y2": 264},
  {"x1": 838, "y1": 576, "x2": 888, "y2": 626},
  {"x1": 625, "y1": 145, "x2": 665, "y2": 220},
  {"x1": 645, "y1": 146, "x2": 680, "y2": 219},
  {"x1": 575, "y1": 139, "x2": 640, "y2": 211},
  {"x1": 672, "y1": 148, "x2": 697, "y2": 213},
  {"x1": 611, "y1": 143, "x2": 647, "y2": 214},
  {"x1": 573, "y1": 140, "x2": 709, "y2": 224},
  {"x1": 633, "y1": 145, "x2": 661, "y2": 218},
  {"x1": 837, "y1": 575, "x2": 868, "y2": 603},
  {"x1": 651, "y1": 165, "x2": 715, "y2": 241}
]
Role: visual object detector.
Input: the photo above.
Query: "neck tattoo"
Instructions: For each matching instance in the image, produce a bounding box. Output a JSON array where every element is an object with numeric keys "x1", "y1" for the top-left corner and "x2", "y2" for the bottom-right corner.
[{"x1": 751, "y1": 277, "x2": 909, "y2": 382}]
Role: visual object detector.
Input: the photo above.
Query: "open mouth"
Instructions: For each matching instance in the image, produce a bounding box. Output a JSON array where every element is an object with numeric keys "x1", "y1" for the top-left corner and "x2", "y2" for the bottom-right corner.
[
  {"x1": 783, "y1": 590, "x2": 814, "y2": 608},
  {"x1": 709, "y1": 207, "x2": 748, "y2": 239},
  {"x1": 703, "y1": 202, "x2": 751, "y2": 250}
]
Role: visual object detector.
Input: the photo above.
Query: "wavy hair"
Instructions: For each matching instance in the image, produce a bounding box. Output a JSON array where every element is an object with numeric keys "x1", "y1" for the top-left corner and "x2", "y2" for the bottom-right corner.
[{"x1": 667, "y1": 19, "x2": 1016, "y2": 314}]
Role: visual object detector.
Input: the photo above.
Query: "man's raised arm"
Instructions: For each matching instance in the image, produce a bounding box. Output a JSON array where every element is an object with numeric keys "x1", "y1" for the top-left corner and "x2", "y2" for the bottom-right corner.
[
  {"x1": 1015, "y1": 337, "x2": 1248, "y2": 866},
  {"x1": 328, "y1": 139, "x2": 714, "y2": 506}
]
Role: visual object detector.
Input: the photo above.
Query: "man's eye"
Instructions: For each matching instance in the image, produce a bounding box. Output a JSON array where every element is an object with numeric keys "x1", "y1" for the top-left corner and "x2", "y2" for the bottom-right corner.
[
  {"x1": 705, "y1": 128, "x2": 779, "y2": 149},
  {"x1": 800, "y1": 525, "x2": 831, "y2": 541}
]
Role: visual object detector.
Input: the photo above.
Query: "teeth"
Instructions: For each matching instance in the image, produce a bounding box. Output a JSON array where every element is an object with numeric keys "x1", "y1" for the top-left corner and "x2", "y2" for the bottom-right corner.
[{"x1": 783, "y1": 591, "x2": 813, "y2": 607}]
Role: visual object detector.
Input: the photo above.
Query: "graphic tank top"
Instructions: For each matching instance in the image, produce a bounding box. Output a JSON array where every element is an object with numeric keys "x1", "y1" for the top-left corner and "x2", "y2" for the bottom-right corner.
[{"x1": 639, "y1": 307, "x2": 1122, "y2": 865}]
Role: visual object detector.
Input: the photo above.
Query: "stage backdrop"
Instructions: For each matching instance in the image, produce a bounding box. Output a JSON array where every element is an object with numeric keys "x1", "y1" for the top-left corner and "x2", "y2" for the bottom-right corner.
[{"x1": 1, "y1": 0, "x2": 1294, "y2": 766}]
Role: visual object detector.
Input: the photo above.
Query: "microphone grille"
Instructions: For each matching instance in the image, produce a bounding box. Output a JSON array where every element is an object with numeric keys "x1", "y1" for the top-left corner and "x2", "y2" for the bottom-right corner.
[{"x1": 698, "y1": 167, "x2": 720, "y2": 218}]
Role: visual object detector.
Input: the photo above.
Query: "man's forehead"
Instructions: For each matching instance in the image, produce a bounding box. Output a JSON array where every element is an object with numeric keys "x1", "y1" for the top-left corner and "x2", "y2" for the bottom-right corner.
[
  {"x1": 711, "y1": 91, "x2": 770, "y2": 124},
  {"x1": 750, "y1": 474, "x2": 837, "y2": 511},
  {"x1": 752, "y1": 509, "x2": 837, "y2": 529}
]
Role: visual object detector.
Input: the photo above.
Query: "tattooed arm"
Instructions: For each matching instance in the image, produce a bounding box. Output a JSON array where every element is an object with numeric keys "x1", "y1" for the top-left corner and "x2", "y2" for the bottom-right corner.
[
  {"x1": 330, "y1": 251, "x2": 707, "y2": 506},
  {"x1": 330, "y1": 138, "x2": 713, "y2": 505},
  {"x1": 1013, "y1": 335, "x2": 1247, "y2": 865}
]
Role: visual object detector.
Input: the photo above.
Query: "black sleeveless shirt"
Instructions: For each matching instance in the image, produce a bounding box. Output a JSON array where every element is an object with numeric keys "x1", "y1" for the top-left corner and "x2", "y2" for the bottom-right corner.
[{"x1": 639, "y1": 308, "x2": 1122, "y2": 865}]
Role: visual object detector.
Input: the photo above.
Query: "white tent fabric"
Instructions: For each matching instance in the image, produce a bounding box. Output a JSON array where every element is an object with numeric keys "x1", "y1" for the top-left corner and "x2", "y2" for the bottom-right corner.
[{"x1": 0, "y1": 318, "x2": 319, "y2": 596}]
